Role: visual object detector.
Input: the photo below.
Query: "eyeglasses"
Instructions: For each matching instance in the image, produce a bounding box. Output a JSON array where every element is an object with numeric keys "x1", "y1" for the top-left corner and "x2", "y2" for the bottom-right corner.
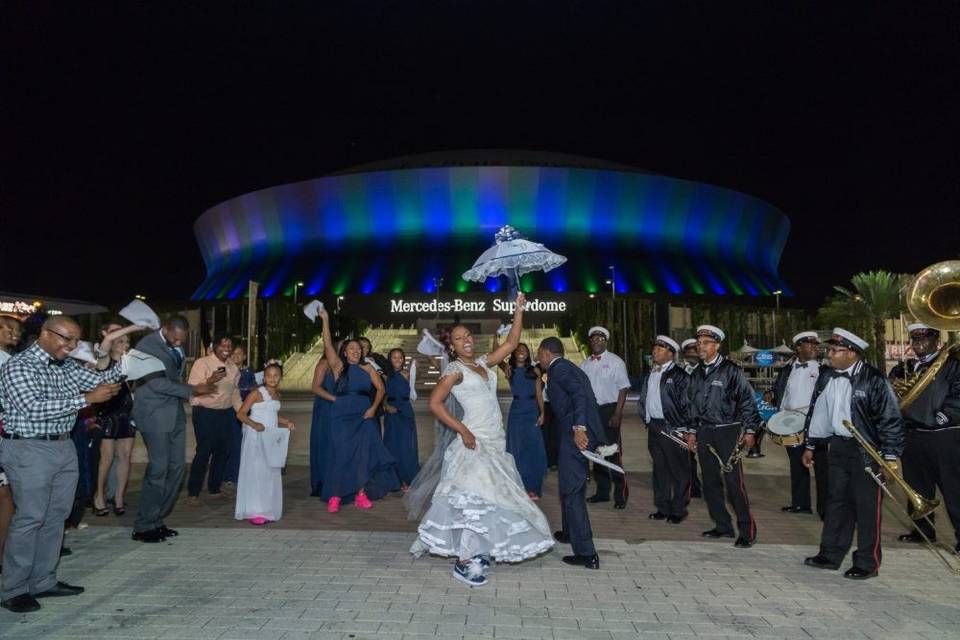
[{"x1": 46, "y1": 328, "x2": 80, "y2": 345}]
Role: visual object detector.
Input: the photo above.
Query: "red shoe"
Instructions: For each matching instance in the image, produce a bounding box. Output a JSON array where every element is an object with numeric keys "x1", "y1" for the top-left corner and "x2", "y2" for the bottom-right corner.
[
  {"x1": 327, "y1": 497, "x2": 341, "y2": 513},
  {"x1": 355, "y1": 492, "x2": 373, "y2": 509}
]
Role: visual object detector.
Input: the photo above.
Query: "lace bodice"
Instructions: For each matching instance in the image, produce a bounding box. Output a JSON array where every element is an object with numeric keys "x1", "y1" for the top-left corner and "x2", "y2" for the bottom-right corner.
[{"x1": 444, "y1": 356, "x2": 504, "y2": 444}]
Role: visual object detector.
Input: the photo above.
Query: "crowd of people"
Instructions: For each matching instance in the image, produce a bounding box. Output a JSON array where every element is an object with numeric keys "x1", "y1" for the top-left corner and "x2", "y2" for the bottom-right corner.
[{"x1": 0, "y1": 296, "x2": 956, "y2": 608}]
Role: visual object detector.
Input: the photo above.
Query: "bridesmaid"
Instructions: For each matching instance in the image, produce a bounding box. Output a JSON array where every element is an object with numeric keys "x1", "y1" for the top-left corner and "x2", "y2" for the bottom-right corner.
[
  {"x1": 308, "y1": 357, "x2": 336, "y2": 497},
  {"x1": 383, "y1": 348, "x2": 420, "y2": 490},
  {"x1": 504, "y1": 343, "x2": 547, "y2": 500},
  {"x1": 317, "y1": 308, "x2": 401, "y2": 513}
]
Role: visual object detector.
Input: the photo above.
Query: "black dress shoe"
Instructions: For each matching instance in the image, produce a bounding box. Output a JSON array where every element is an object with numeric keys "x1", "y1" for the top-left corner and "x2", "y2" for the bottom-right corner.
[
  {"x1": 1, "y1": 593, "x2": 41, "y2": 613},
  {"x1": 781, "y1": 505, "x2": 800, "y2": 512},
  {"x1": 159, "y1": 525, "x2": 179, "y2": 538},
  {"x1": 614, "y1": 501, "x2": 626, "y2": 510},
  {"x1": 734, "y1": 537, "x2": 755, "y2": 548},
  {"x1": 844, "y1": 566, "x2": 878, "y2": 580},
  {"x1": 804, "y1": 555, "x2": 840, "y2": 570},
  {"x1": 795, "y1": 508, "x2": 813, "y2": 514},
  {"x1": 898, "y1": 531, "x2": 929, "y2": 543},
  {"x1": 35, "y1": 581, "x2": 84, "y2": 598},
  {"x1": 701, "y1": 528, "x2": 734, "y2": 539},
  {"x1": 132, "y1": 529, "x2": 165, "y2": 543},
  {"x1": 648, "y1": 512, "x2": 667, "y2": 520},
  {"x1": 59, "y1": 546, "x2": 72, "y2": 556},
  {"x1": 586, "y1": 495, "x2": 609, "y2": 504},
  {"x1": 666, "y1": 514, "x2": 687, "y2": 524},
  {"x1": 562, "y1": 554, "x2": 600, "y2": 569},
  {"x1": 553, "y1": 531, "x2": 570, "y2": 544}
]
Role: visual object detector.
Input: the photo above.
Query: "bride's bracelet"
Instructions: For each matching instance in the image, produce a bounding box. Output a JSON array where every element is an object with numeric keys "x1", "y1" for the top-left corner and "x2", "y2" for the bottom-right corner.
[{"x1": 572, "y1": 425, "x2": 587, "y2": 432}]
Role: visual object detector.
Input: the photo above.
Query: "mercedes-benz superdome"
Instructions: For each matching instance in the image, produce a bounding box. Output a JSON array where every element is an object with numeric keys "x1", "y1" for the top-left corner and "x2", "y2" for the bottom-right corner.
[{"x1": 192, "y1": 150, "x2": 791, "y2": 301}]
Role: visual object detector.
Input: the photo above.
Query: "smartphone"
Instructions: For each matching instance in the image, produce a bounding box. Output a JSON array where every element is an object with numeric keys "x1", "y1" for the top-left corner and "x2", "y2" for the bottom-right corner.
[{"x1": 217, "y1": 366, "x2": 226, "y2": 373}]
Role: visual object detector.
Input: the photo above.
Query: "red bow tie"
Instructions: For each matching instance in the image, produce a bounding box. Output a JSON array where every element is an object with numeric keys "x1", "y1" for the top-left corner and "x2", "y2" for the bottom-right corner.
[{"x1": 590, "y1": 355, "x2": 602, "y2": 361}]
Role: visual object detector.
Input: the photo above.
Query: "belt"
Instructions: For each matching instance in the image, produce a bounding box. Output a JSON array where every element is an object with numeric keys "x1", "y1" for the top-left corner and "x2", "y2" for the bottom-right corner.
[
  {"x1": 1, "y1": 432, "x2": 71, "y2": 441},
  {"x1": 702, "y1": 421, "x2": 742, "y2": 429},
  {"x1": 513, "y1": 395, "x2": 536, "y2": 400}
]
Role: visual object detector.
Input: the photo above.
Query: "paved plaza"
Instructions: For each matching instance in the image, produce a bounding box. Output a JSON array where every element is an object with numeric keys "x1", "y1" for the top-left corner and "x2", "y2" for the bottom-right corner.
[{"x1": 2, "y1": 397, "x2": 960, "y2": 639}]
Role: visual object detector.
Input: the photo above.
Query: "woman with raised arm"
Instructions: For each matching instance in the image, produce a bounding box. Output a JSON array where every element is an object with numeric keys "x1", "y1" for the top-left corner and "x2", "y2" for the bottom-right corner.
[
  {"x1": 410, "y1": 293, "x2": 554, "y2": 588},
  {"x1": 317, "y1": 308, "x2": 400, "y2": 513}
]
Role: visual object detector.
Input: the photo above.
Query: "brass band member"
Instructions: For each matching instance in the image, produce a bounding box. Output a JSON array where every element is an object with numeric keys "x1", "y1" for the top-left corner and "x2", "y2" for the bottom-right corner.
[
  {"x1": 685, "y1": 325, "x2": 760, "y2": 548},
  {"x1": 890, "y1": 323, "x2": 960, "y2": 552},
  {"x1": 638, "y1": 336, "x2": 690, "y2": 524},
  {"x1": 802, "y1": 328, "x2": 904, "y2": 579},
  {"x1": 680, "y1": 338, "x2": 703, "y2": 498},
  {"x1": 765, "y1": 331, "x2": 827, "y2": 517}
]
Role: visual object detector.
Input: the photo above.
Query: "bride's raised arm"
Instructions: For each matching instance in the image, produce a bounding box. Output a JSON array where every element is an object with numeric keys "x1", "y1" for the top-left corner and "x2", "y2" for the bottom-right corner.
[
  {"x1": 486, "y1": 292, "x2": 526, "y2": 367},
  {"x1": 429, "y1": 368, "x2": 476, "y2": 450}
]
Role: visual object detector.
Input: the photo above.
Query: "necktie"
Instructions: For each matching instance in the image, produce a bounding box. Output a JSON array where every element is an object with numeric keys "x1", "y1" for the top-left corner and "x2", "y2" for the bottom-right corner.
[
  {"x1": 168, "y1": 345, "x2": 183, "y2": 371},
  {"x1": 652, "y1": 365, "x2": 662, "y2": 372},
  {"x1": 796, "y1": 362, "x2": 808, "y2": 369},
  {"x1": 591, "y1": 355, "x2": 601, "y2": 361},
  {"x1": 835, "y1": 371, "x2": 851, "y2": 380}
]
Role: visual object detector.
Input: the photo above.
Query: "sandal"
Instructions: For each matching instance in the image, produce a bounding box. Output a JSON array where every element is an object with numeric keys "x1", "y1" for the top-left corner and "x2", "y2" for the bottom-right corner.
[
  {"x1": 113, "y1": 504, "x2": 126, "y2": 516},
  {"x1": 92, "y1": 505, "x2": 109, "y2": 517}
]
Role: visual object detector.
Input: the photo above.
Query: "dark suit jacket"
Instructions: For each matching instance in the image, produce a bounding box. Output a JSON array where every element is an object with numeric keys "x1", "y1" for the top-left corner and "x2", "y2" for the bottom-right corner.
[
  {"x1": 637, "y1": 363, "x2": 691, "y2": 432},
  {"x1": 132, "y1": 331, "x2": 193, "y2": 434},
  {"x1": 547, "y1": 357, "x2": 608, "y2": 493}
]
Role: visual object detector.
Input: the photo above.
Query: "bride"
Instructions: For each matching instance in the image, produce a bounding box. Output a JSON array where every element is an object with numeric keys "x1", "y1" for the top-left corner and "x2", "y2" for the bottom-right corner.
[{"x1": 410, "y1": 292, "x2": 554, "y2": 587}]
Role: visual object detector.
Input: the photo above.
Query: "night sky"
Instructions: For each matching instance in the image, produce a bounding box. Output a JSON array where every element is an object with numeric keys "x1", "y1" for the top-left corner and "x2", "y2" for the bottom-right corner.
[{"x1": 4, "y1": 3, "x2": 958, "y2": 307}]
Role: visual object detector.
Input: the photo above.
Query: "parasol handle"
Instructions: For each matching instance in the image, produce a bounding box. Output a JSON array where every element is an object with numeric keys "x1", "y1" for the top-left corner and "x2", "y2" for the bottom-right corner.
[{"x1": 505, "y1": 267, "x2": 520, "y2": 300}]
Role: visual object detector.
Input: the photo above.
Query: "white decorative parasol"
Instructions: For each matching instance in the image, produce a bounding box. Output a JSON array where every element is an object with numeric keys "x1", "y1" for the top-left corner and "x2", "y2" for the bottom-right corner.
[{"x1": 461, "y1": 225, "x2": 567, "y2": 297}]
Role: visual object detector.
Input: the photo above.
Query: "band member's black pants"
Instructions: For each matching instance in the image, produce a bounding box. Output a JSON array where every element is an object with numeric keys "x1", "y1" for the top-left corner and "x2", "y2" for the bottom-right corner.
[
  {"x1": 690, "y1": 450, "x2": 703, "y2": 497},
  {"x1": 902, "y1": 427, "x2": 960, "y2": 545},
  {"x1": 786, "y1": 443, "x2": 829, "y2": 518},
  {"x1": 592, "y1": 403, "x2": 627, "y2": 505},
  {"x1": 819, "y1": 436, "x2": 883, "y2": 572},
  {"x1": 697, "y1": 425, "x2": 755, "y2": 540},
  {"x1": 646, "y1": 419, "x2": 690, "y2": 518}
]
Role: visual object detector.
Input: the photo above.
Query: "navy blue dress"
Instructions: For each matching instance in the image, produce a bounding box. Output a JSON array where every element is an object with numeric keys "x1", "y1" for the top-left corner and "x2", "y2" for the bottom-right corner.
[
  {"x1": 321, "y1": 365, "x2": 401, "y2": 503},
  {"x1": 506, "y1": 367, "x2": 547, "y2": 496},
  {"x1": 309, "y1": 369, "x2": 335, "y2": 496},
  {"x1": 383, "y1": 371, "x2": 420, "y2": 485}
]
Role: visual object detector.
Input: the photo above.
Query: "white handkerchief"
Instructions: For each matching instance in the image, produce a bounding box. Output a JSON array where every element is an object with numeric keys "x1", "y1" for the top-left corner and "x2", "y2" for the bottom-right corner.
[
  {"x1": 118, "y1": 299, "x2": 160, "y2": 330},
  {"x1": 595, "y1": 443, "x2": 619, "y2": 458},
  {"x1": 497, "y1": 324, "x2": 512, "y2": 336},
  {"x1": 70, "y1": 341, "x2": 98, "y2": 365},
  {"x1": 121, "y1": 349, "x2": 166, "y2": 381},
  {"x1": 303, "y1": 300, "x2": 324, "y2": 322},
  {"x1": 581, "y1": 449, "x2": 625, "y2": 474},
  {"x1": 408, "y1": 360, "x2": 418, "y2": 402},
  {"x1": 417, "y1": 329, "x2": 445, "y2": 357}
]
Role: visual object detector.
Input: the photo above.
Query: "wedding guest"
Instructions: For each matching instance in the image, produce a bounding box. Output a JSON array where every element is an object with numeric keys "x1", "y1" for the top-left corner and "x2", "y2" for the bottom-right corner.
[
  {"x1": 317, "y1": 310, "x2": 400, "y2": 512},
  {"x1": 0, "y1": 317, "x2": 122, "y2": 613},
  {"x1": 309, "y1": 356, "x2": 336, "y2": 496},
  {"x1": 186, "y1": 333, "x2": 241, "y2": 505},
  {"x1": 235, "y1": 362, "x2": 295, "y2": 524},
  {"x1": 223, "y1": 341, "x2": 256, "y2": 490},
  {"x1": 358, "y1": 337, "x2": 389, "y2": 373},
  {"x1": 383, "y1": 348, "x2": 419, "y2": 490},
  {"x1": 0, "y1": 316, "x2": 22, "y2": 571},
  {"x1": 505, "y1": 343, "x2": 547, "y2": 500}
]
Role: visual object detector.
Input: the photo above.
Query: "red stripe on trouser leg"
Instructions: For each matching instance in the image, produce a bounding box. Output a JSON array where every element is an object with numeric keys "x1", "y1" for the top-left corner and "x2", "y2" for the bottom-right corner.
[
  {"x1": 737, "y1": 462, "x2": 756, "y2": 540},
  {"x1": 873, "y1": 481, "x2": 882, "y2": 570}
]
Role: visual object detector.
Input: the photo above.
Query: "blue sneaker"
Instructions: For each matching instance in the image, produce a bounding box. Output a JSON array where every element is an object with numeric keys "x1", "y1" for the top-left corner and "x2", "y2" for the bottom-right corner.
[
  {"x1": 452, "y1": 559, "x2": 488, "y2": 587},
  {"x1": 474, "y1": 555, "x2": 491, "y2": 576}
]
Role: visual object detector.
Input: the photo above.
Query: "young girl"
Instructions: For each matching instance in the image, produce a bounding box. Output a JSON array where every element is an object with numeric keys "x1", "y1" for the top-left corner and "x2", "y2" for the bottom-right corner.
[
  {"x1": 383, "y1": 348, "x2": 420, "y2": 490},
  {"x1": 235, "y1": 362, "x2": 296, "y2": 524}
]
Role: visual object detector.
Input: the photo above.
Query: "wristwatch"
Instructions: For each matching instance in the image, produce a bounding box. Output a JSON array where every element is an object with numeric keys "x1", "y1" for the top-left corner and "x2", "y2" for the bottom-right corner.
[{"x1": 572, "y1": 425, "x2": 587, "y2": 432}]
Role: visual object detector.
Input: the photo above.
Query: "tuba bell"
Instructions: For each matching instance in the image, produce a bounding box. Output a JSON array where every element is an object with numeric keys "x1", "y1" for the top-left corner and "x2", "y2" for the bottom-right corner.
[{"x1": 894, "y1": 260, "x2": 960, "y2": 410}]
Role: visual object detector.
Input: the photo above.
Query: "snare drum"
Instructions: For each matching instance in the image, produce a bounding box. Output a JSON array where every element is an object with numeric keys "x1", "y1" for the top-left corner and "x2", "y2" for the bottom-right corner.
[{"x1": 766, "y1": 409, "x2": 807, "y2": 447}]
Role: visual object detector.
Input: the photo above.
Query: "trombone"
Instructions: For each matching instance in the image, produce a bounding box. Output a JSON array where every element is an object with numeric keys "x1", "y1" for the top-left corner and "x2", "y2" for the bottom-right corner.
[{"x1": 842, "y1": 419, "x2": 960, "y2": 575}]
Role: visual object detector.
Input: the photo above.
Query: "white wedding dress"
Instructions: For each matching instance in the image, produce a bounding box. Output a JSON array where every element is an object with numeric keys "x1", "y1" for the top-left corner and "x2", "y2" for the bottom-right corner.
[{"x1": 410, "y1": 356, "x2": 554, "y2": 562}]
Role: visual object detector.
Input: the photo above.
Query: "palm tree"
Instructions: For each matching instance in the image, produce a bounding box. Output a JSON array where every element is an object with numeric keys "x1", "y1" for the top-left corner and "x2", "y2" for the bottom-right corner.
[{"x1": 834, "y1": 270, "x2": 908, "y2": 371}]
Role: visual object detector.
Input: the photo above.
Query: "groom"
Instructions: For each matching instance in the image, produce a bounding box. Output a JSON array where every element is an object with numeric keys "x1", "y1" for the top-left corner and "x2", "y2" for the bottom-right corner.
[{"x1": 537, "y1": 337, "x2": 607, "y2": 569}]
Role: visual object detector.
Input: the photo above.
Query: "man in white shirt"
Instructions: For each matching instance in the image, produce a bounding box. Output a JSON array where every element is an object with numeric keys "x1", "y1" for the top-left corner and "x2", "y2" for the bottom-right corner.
[
  {"x1": 765, "y1": 331, "x2": 826, "y2": 516},
  {"x1": 580, "y1": 326, "x2": 631, "y2": 508}
]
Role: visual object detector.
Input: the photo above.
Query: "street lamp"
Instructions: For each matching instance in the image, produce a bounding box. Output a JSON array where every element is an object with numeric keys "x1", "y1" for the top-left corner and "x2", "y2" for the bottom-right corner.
[
  {"x1": 293, "y1": 281, "x2": 305, "y2": 305},
  {"x1": 432, "y1": 277, "x2": 444, "y2": 322},
  {"x1": 336, "y1": 295, "x2": 344, "y2": 315},
  {"x1": 772, "y1": 289, "x2": 782, "y2": 345},
  {"x1": 608, "y1": 265, "x2": 616, "y2": 300}
]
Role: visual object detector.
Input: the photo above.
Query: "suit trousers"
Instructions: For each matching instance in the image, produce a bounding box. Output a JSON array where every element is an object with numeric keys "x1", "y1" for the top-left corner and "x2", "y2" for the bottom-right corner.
[
  {"x1": 0, "y1": 438, "x2": 77, "y2": 601},
  {"x1": 592, "y1": 403, "x2": 628, "y2": 503},
  {"x1": 902, "y1": 427, "x2": 960, "y2": 544},
  {"x1": 558, "y1": 443, "x2": 597, "y2": 557},
  {"x1": 541, "y1": 402, "x2": 558, "y2": 468},
  {"x1": 786, "y1": 443, "x2": 829, "y2": 516},
  {"x1": 819, "y1": 436, "x2": 884, "y2": 572},
  {"x1": 187, "y1": 406, "x2": 235, "y2": 496},
  {"x1": 223, "y1": 418, "x2": 243, "y2": 483},
  {"x1": 646, "y1": 419, "x2": 690, "y2": 518},
  {"x1": 134, "y1": 421, "x2": 186, "y2": 533},
  {"x1": 697, "y1": 425, "x2": 756, "y2": 540}
]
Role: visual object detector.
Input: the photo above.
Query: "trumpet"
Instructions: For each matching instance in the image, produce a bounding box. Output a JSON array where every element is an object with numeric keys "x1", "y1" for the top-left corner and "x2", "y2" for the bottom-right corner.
[
  {"x1": 658, "y1": 428, "x2": 691, "y2": 450},
  {"x1": 842, "y1": 419, "x2": 960, "y2": 575},
  {"x1": 705, "y1": 423, "x2": 750, "y2": 473}
]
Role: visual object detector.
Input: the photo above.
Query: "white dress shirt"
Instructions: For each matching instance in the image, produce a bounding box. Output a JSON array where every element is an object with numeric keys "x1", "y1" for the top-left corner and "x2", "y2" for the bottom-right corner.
[
  {"x1": 644, "y1": 361, "x2": 673, "y2": 422},
  {"x1": 808, "y1": 363, "x2": 856, "y2": 439},
  {"x1": 580, "y1": 350, "x2": 631, "y2": 405},
  {"x1": 781, "y1": 359, "x2": 820, "y2": 412}
]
